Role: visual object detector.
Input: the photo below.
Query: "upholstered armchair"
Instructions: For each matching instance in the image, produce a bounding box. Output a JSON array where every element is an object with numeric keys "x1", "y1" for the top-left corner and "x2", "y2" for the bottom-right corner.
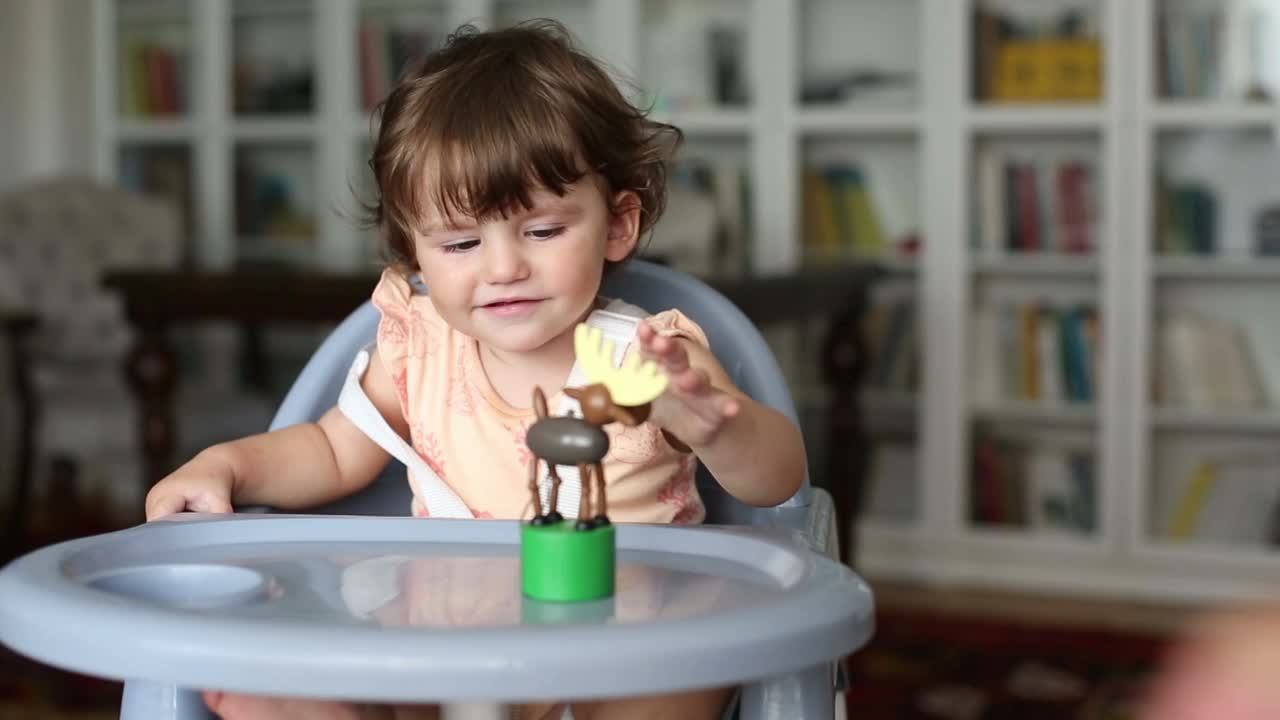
[{"x1": 0, "y1": 178, "x2": 270, "y2": 534}]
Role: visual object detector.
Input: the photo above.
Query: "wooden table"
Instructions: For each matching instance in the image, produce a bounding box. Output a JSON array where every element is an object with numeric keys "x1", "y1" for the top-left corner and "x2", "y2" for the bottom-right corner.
[
  {"x1": 1, "y1": 309, "x2": 38, "y2": 556},
  {"x1": 104, "y1": 265, "x2": 880, "y2": 562}
]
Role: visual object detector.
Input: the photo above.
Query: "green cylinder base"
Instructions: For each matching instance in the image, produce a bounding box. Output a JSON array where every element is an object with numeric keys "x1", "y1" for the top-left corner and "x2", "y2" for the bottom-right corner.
[{"x1": 520, "y1": 521, "x2": 615, "y2": 602}]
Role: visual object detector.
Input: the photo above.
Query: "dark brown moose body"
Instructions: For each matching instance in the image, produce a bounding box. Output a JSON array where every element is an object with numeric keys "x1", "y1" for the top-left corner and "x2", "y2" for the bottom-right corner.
[{"x1": 526, "y1": 418, "x2": 609, "y2": 465}]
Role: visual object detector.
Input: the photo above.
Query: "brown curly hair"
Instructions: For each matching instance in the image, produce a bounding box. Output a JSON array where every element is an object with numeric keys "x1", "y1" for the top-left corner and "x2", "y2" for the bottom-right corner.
[{"x1": 363, "y1": 20, "x2": 682, "y2": 273}]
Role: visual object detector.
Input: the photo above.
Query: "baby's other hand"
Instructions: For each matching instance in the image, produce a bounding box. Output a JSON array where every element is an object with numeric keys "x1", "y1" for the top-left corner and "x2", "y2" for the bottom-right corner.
[
  {"x1": 1140, "y1": 603, "x2": 1280, "y2": 720},
  {"x1": 636, "y1": 321, "x2": 740, "y2": 448},
  {"x1": 144, "y1": 449, "x2": 236, "y2": 521}
]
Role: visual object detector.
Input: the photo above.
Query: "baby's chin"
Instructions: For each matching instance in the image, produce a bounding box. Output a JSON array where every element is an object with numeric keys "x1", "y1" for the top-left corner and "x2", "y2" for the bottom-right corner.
[{"x1": 476, "y1": 328, "x2": 574, "y2": 356}]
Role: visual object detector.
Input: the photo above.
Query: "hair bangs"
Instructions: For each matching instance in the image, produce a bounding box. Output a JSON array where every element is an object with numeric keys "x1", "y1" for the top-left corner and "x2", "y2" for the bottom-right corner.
[{"x1": 410, "y1": 93, "x2": 589, "y2": 231}]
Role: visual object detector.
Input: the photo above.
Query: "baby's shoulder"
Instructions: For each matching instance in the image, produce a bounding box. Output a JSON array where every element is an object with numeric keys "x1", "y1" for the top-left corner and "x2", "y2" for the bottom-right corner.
[{"x1": 372, "y1": 270, "x2": 445, "y2": 322}]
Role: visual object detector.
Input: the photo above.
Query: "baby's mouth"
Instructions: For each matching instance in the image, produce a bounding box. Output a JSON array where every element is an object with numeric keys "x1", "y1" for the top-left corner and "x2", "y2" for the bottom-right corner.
[{"x1": 481, "y1": 298, "x2": 544, "y2": 315}]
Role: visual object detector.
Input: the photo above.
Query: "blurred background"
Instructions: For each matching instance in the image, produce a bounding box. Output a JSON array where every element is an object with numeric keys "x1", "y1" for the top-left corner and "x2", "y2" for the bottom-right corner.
[{"x1": 2, "y1": 0, "x2": 1280, "y2": 717}]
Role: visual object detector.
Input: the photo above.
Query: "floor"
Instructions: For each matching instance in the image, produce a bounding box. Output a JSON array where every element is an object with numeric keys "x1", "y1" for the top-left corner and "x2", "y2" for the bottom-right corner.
[
  {"x1": 0, "y1": 708, "x2": 115, "y2": 720},
  {"x1": 0, "y1": 579, "x2": 1197, "y2": 719}
]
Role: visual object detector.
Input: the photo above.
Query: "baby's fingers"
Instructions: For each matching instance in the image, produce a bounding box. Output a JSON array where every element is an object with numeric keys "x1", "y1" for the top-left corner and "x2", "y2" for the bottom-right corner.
[
  {"x1": 696, "y1": 389, "x2": 741, "y2": 423},
  {"x1": 638, "y1": 324, "x2": 689, "y2": 368},
  {"x1": 720, "y1": 396, "x2": 742, "y2": 419},
  {"x1": 672, "y1": 366, "x2": 711, "y2": 394},
  {"x1": 145, "y1": 492, "x2": 190, "y2": 521},
  {"x1": 145, "y1": 489, "x2": 233, "y2": 521},
  {"x1": 654, "y1": 337, "x2": 690, "y2": 373},
  {"x1": 188, "y1": 493, "x2": 235, "y2": 515}
]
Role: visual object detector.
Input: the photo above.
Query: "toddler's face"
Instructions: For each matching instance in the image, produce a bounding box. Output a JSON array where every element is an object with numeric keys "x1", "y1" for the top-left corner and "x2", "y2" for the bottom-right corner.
[{"x1": 410, "y1": 177, "x2": 638, "y2": 357}]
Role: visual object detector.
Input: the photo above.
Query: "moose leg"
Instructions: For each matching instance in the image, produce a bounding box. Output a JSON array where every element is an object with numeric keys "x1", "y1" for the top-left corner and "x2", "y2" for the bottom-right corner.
[
  {"x1": 543, "y1": 465, "x2": 564, "y2": 524},
  {"x1": 528, "y1": 458, "x2": 550, "y2": 525},
  {"x1": 575, "y1": 464, "x2": 594, "y2": 531},
  {"x1": 593, "y1": 462, "x2": 610, "y2": 527}
]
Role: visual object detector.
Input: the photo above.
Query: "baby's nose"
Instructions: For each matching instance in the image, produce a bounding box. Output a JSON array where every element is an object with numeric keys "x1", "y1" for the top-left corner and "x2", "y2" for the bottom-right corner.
[{"x1": 485, "y1": 238, "x2": 530, "y2": 282}]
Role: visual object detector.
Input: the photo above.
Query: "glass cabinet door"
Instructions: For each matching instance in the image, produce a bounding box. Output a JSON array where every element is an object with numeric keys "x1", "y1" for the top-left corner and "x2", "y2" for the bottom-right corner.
[
  {"x1": 116, "y1": 0, "x2": 194, "y2": 118},
  {"x1": 231, "y1": 0, "x2": 315, "y2": 115},
  {"x1": 1155, "y1": 0, "x2": 1280, "y2": 102},
  {"x1": 965, "y1": 129, "x2": 1104, "y2": 540},
  {"x1": 972, "y1": 0, "x2": 1106, "y2": 105},
  {"x1": 234, "y1": 142, "x2": 317, "y2": 267},
  {"x1": 356, "y1": 0, "x2": 449, "y2": 112},
  {"x1": 639, "y1": 0, "x2": 753, "y2": 113},
  {"x1": 798, "y1": 0, "x2": 919, "y2": 109},
  {"x1": 1147, "y1": 128, "x2": 1280, "y2": 552}
]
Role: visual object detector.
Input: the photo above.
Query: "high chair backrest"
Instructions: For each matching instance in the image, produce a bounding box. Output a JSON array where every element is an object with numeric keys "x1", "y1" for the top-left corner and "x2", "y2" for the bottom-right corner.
[{"x1": 269, "y1": 260, "x2": 810, "y2": 524}]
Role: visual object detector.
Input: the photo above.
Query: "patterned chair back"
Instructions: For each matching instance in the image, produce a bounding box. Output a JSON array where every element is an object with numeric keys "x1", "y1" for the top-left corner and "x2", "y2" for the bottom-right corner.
[{"x1": 0, "y1": 178, "x2": 180, "y2": 366}]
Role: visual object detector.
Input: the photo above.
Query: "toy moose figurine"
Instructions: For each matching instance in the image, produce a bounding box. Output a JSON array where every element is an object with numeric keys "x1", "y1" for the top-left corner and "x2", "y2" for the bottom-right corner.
[{"x1": 525, "y1": 323, "x2": 668, "y2": 530}]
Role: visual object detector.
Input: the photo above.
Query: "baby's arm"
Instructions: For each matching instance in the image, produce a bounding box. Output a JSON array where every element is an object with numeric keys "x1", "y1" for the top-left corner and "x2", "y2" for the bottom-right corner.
[
  {"x1": 145, "y1": 347, "x2": 407, "y2": 519},
  {"x1": 637, "y1": 322, "x2": 806, "y2": 507}
]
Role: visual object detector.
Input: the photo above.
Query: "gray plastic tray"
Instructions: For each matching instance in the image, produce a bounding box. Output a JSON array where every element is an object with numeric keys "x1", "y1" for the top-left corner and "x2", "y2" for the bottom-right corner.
[{"x1": 0, "y1": 514, "x2": 872, "y2": 705}]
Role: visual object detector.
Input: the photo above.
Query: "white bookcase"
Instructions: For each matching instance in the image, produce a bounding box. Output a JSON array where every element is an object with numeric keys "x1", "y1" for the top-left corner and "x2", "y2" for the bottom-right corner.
[{"x1": 94, "y1": 0, "x2": 1280, "y2": 603}]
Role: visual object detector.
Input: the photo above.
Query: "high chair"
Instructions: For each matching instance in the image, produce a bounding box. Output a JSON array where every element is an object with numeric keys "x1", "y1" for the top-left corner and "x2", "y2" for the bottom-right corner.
[
  {"x1": 265, "y1": 259, "x2": 851, "y2": 718},
  {"x1": 0, "y1": 261, "x2": 866, "y2": 720}
]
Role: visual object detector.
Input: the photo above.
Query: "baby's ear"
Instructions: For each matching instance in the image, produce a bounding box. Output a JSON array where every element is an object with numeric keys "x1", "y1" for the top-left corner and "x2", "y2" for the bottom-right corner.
[{"x1": 605, "y1": 190, "x2": 641, "y2": 261}]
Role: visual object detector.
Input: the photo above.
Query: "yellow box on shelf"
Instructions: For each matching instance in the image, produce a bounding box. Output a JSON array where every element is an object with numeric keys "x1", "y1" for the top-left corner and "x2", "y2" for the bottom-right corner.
[{"x1": 992, "y1": 40, "x2": 1102, "y2": 102}]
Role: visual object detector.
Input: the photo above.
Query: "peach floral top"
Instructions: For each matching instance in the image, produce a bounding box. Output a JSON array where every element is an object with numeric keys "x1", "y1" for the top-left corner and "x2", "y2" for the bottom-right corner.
[{"x1": 370, "y1": 269, "x2": 708, "y2": 524}]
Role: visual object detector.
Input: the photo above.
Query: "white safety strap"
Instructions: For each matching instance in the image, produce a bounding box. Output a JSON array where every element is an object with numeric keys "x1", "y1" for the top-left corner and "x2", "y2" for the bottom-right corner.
[
  {"x1": 338, "y1": 299, "x2": 647, "y2": 520},
  {"x1": 339, "y1": 348, "x2": 475, "y2": 519}
]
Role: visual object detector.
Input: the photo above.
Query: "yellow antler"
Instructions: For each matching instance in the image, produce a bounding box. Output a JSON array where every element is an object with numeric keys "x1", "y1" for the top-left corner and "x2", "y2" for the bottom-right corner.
[{"x1": 574, "y1": 324, "x2": 668, "y2": 406}]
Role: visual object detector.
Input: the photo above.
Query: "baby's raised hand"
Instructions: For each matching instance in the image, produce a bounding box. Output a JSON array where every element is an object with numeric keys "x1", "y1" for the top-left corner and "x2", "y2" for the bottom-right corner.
[{"x1": 636, "y1": 321, "x2": 741, "y2": 448}]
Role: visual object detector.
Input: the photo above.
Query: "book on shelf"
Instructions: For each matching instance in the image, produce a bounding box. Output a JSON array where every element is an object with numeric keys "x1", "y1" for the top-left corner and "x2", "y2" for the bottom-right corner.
[
  {"x1": 233, "y1": 61, "x2": 314, "y2": 114},
  {"x1": 863, "y1": 296, "x2": 918, "y2": 394},
  {"x1": 119, "y1": 40, "x2": 189, "y2": 116},
  {"x1": 1165, "y1": 456, "x2": 1280, "y2": 547},
  {"x1": 974, "y1": 145, "x2": 1098, "y2": 257},
  {"x1": 358, "y1": 21, "x2": 438, "y2": 111},
  {"x1": 1156, "y1": 5, "x2": 1223, "y2": 99},
  {"x1": 234, "y1": 162, "x2": 316, "y2": 265},
  {"x1": 803, "y1": 164, "x2": 910, "y2": 264},
  {"x1": 971, "y1": 301, "x2": 1099, "y2": 406},
  {"x1": 971, "y1": 3, "x2": 1102, "y2": 102},
  {"x1": 1155, "y1": 314, "x2": 1268, "y2": 411},
  {"x1": 1155, "y1": 179, "x2": 1217, "y2": 255},
  {"x1": 971, "y1": 432, "x2": 1096, "y2": 534}
]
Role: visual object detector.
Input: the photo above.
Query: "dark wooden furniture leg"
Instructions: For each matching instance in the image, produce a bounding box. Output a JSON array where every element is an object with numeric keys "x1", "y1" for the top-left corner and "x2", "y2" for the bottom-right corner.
[
  {"x1": 124, "y1": 328, "x2": 179, "y2": 489},
  {"x1": 822, "y1": 286, "x2": 872, "y2": 567},
  {"x1": 4, "y1": 314, "x2": 37, "y2": 555}
]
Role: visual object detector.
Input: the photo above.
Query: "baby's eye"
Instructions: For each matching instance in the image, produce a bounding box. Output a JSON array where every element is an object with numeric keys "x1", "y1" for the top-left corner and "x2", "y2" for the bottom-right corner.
[
  {"x1": 526, "y1": 226, "x2": 565, "y2": 240},
  {"x1": 443, "y1": 239, "x2": 479, "y2": 253}
]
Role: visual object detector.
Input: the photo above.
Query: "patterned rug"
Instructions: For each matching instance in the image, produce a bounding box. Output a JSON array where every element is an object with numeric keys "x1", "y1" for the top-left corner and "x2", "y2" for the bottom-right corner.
[{"x1": 845, "y1": 610, "x2": 1171, "y2": 720}]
